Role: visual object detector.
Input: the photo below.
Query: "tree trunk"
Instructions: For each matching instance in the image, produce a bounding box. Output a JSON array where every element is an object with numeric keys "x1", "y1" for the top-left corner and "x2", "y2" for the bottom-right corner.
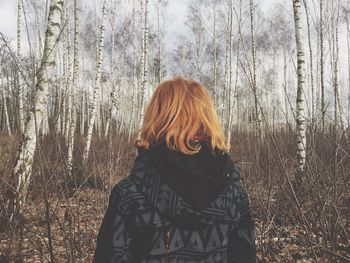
[
  {"x1": 212, "y1": 0, "x2": 218, "y2": 107},
  {"x1": 224, "y1": 0, "x2": 233, "y2": 147},
  {"x1": 64, "y1": 0, "x2": 72, "y2": 143},
  {"x1": 347, "y1": 3, "x2": 350, "y2": 127},
  {"x1": 249, "y1": 0, "x2": 263, "y2": 140},
  {"x1": 283, "y1": 50, "x2": 289, "y2": 131},
  {"x1": 12, "y1": 0, "x2": 63, "y2": 211},
  {"x1": 292, "y1": 0, "x2": 307, "y2": 181},
  {"x1": 333, "y1": 2, "x2": 345, "y2": 134},
  {"x1": 80, "y1": 90, "x2": 85, "y2": 136},
  {"x1": 303, "y1": 0, "x2": 315, "y2": 127},
  {"x1": 320, "y1": 0, "x2": 325, "y2": 131},
  {"x1": 17, "y1": 0, "x2": 25, "y2": 134},
  {"x1": 67, "y1": 0, "x2": 79, "y2": 177},
  {"x1": 82, "y1": 0, "x2": 107, "y2": 165},
  {"x1": 138, "y1": 0, "x2": 149, "y2": 129},
  {"x1": 34, "y1": 0, "x2": 43, "y2": 61},
  {"x1": 129, "y1": 1, "x2": 138, "y2": 140},
  {"x1": 233, "y1": 0, "x2": 242, "y2": 137},
  {"x1": 1, "y1": 77, "x2": 11, "y2": 135},
  {"x1": 156, "y1": 0, "x2": 162, "y2": 84},
  {"x1": 105, "y1": 0, "x2": 116, "y2": 138}
]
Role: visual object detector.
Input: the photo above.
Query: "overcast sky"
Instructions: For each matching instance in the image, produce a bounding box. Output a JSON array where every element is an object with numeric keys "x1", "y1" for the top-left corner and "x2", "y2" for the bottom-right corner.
[
  {"x1": 0, "y1": 0, "x2": 17, "y2": 39},
  {"x1": 0, "y1": 0, "x2": 279, "y2": 49}
]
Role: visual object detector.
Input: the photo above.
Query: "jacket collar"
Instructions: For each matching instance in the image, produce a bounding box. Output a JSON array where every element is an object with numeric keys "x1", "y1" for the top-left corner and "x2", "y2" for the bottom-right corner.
[{"x1": 144, "y1": 141, "x2": 236, "y2": 210}]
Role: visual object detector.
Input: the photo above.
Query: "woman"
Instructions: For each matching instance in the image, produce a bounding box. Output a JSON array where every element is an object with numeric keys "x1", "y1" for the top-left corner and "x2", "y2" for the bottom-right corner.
[{"x1": 93, "y1": 76, "x2": 256, "y2": 262}]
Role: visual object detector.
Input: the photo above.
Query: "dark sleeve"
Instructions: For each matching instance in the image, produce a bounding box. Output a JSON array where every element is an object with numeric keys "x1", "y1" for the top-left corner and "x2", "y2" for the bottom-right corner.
[
  {"x1": 93, "y1": 187, "x2": 132, "y2": 263},
  {"x1": 227, "y1": 179, "x2": 256, "y2": 263}
]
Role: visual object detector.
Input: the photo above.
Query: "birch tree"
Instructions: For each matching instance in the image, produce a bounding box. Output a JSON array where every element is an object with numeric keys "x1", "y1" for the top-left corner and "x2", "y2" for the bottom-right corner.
[
  {"x1": 212, "y1": 0, "x2": 218, "y2": 106},
  {"x1": 187, "y1": 1, "x2": 205, "y2": 82},
  {"x1": 0, "y1": 46, "x2": 12, "y2": 135},
  {"x1": 232, "y1": 0, "x2": 242, "y2": 141},
  {"x1": 105, "y1": 0, "x2": 117, "y2": 137},
  {"x1": 64, "y1": 0, "x2": 73, "y2": 143},
  {"x1": 155, "y1": 0, "x2": 163, "y2": 84},
  {"x1": 34, "y1": 0, "x2": 43, "y2": 62},
  {"x1": 82, "y1": 0, "x2": 107, "y2": 165},
  {"x1": 249, "y1": 0, "x2": 263, "y2": 140},
  {"x1": 303, "y1": 0, "x2": 316, "y2": 127},
  {"x1": 12, "y1": 0, "x2": 64, "y2": 210},
  {"x1": 67, "y1": 0, "x2": 79, "y2": 177},
  {"x1": 129, "y1": 0, "x2": 138, "y2": 140},
  {"x1": 234, "y1": 0, "x2": 242, "y2": 135},
  {"x1": 346, "y1": 2, "x2": 350, "y2": 126},
  {"x1": 224, "y1": 0, "x2": 234, "y2": 146},
  {"x1": 0, "y1": 66, "x2": 11, "y2": 135},
  {"x1": 138, "y1": 0, "x2": 149, "y2": 129},
  {"x1": 333, "y1": 1, "x2": 346, "y2": 134},
  {"x1": 17, "y1": 0, "x2": 25, "y2": 134},
  {"x1": 320, "y1": 0, "x2": 326, "y2": 130},
  {"x1": 292, "y1": 0, "x2": 307, "y2": 181}
]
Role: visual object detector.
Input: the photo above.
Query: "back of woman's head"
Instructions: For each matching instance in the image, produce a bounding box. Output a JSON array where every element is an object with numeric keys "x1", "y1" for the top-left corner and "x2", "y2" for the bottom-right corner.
[{"x1": 135, "y1": 76, "x2": 228, "y2": 154}]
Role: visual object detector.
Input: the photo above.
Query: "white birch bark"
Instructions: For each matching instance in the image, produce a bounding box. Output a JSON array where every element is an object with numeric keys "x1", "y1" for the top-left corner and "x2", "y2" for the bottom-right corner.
[
  {"x1": 230, "y1": 0, "x2": 242, "y2": 146},
  {"x1": 128, "y1": 1, "x2": 137, "y2": 140},
  {"x1": 64, "y1": 0, "x2": 73, "y2": 143},
  {"x1": 333, "y1": 3, "x2": 345, "y2": 133},
  {"x1": 139, "y1": 0, "x2": 144, "y2": 95},
  {"x1": 105, "y1": 0, "x2": 116, "y2": 137},
  {"x1": 224, "y1": 0, "x2": 233, "y2": 146},
  {"x1": 138, "y1": 0, "x2": 149, "y2": 129},
  {"x1": 60, "y1": 81, "x2": 65, "y2": 134},
  {"x1": 156, "y1": 0, "x2": 162, "y2": 84},
  {"x1": 212, "y1": 0, "x2": 218, "y2": 106},
  {"x1": 235, "y1": 0, "x2": 243, "y2": 88},
  {"x1": 222, "y1": 27, "x2": 229, "y2": 121},
  {"x1": 283, "y1": 50, "x2": 289, "y2": 129},
  {"x1": 82, "y1": 0, "x2": 107, "y2": 165},
  {"x1": 193, "y1": 10, "x2": 203, "y2": 82},
  {"x1": 96, "y1": 82, "x2": 103, "y2": 138},
  {"x1": 67, "y1": 0, "x2": 79, "y2": 177},
  {"x1": 250, "y1": 0, "x2": 262, "y2": 139},
  {"x1": 1, "y1": 76, "x2": 11, "y2": 135},
  {"x1": 303, "y1": 0, "x2": 315, "y2": 126},
  {"x1": 55, "y1": 78, "x2": 62, "y2": 133},
  {"x1": 80, "y1": 90, "x2": 85, "y2": 135},
  {"x1": 292, "y1": 0, "x2": 307, "y2": 179},
  {"x1": 45, "y1": 0, "x2": 50, "y2": 26},
  {"x1": 34, "y1": 0, "x2": 43, "y2": 60},
  {"x1": 17, "y1": 0, "x2": 25, "y2": 134},
  {"x1": 222, "y1": 0, "x2": 231, "y2": 122},
  {"x1": 347, "y1": 4, "x2": 350, "y2": 126},
  {"x1": 13, "y1": 0, "x2": 63, "y2": 210},
  {"x1": 320, "y1": 0, "x2": 325, "y2": 130}
]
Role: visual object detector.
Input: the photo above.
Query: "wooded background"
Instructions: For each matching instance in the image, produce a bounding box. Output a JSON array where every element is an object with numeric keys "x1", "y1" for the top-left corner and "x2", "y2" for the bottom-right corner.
[{"x1": 0, "y1": 0, "x2": 349, "y2": 262}]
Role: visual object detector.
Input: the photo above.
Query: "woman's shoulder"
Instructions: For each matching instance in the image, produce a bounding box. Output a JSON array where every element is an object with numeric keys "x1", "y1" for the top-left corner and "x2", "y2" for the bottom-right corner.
[
  {"x1": 230, "y1": 164, "x2": 241, "y2": 181},
  {"x1": 110, "y1": 149, "x2": 153, "y2": 196},
  {"x1": 225, "y1": 164, "x2": 250, "y2": 207}
]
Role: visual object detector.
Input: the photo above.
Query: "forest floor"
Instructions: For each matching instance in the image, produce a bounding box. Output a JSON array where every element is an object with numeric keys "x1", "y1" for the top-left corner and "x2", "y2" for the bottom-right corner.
[
  {"x1": 0, "y1": 186, "x2": 348, "y2": 262},
  {"x1": 0, "y1": 131, "x2": 349, "y2": 262}
]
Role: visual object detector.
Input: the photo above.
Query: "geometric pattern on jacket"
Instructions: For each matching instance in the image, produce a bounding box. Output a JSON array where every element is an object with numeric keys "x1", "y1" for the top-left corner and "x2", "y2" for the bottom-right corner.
[{"x1": 93, "y1": 150, "x2": 256, "y2": 263}]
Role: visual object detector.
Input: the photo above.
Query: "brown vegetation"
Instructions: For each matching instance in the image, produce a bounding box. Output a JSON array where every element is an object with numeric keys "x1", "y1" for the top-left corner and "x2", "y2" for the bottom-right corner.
[{"x1": 0, "y1": 128, "x2": 349, "y2": 262}]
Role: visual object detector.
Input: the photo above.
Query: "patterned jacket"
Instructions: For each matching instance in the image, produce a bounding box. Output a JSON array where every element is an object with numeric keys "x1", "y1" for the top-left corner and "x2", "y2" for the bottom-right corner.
[{"x1": 93, "y1": 144, "x2": 256, "y2": 262}]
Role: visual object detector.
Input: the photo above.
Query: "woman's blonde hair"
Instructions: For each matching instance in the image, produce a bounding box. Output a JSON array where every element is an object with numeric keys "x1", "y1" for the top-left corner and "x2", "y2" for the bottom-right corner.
[{"x1": 134, "y1": 76, "x2": 228, "y2": 154}]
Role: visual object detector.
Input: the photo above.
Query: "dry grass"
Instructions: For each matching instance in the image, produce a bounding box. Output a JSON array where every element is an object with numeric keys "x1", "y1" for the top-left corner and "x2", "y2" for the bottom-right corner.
[{"x1": 0, "y1": 129, "x2": 349, "y2": 262}]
